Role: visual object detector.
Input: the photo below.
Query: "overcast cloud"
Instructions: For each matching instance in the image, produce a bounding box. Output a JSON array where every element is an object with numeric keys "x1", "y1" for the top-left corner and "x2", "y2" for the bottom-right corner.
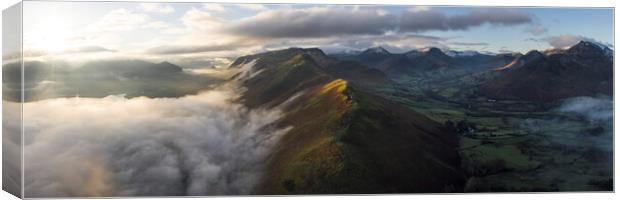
[
  {"x1": 223, "y1": 8, "x2": 532, "y2": 39},
  {"x1": 147, "y1": 43, "x2": 248, "y2": 55},
  {"x1": 223, "y1": 7, "x2": 396, "y2": 38},
  {"x1": 400, "y1": 9, "x2": 532, "y2": 32}
]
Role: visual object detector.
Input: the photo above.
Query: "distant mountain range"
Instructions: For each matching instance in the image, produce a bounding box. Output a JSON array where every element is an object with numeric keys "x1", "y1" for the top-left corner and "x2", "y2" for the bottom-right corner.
[
  {"x1": 332, "y1": 46, "x2": 518, "y2": 76},
  {"x1": 331, "y1": 41, "x2": 613, "y2": 102},
  {"x1": 5, "y1": 40, "x2": 610, "y2": 104},
  {"x1": 2, "y1": 60, "x2": 220, "y2": 101},
  {"x1": 480, "y1": 41, "x2": 613, "y2": 102}
]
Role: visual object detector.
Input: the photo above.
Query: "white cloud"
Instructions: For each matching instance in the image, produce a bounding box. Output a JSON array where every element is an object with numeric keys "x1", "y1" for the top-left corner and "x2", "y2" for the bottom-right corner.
[
  {"x1": 526, "y1": 24, "x2": 548, "y2": 35},
  {"x1": 199, "y1": 4, "x2": 268, "y2": 15},
  {"x1": 236, "y1": 4, "x2": 268, "y2": 11},
  {"x1": 142, "y1": 21, "x2": 172, "y2": 29},
  {"x1": 202, "y1": 3, "x2": 226, "y2": 13},
  {"x1": 139, "y1": 3, "x2": 175, "y2": 14},
  {"x1": 543, "y1": 34, "x2": 591, "y2": 49},
  {"x1": 182, "y1": 8, "x2": 224, "y2": 32},
  {"x1": 22, "y1": 86, "x2": 291, "y2": 197},
  {"x1": 408, "y1": 6, "x2": 430, "y2": 12},
  {"x1": 87, "y1": 8, "x2": 150, "y2": 32}
]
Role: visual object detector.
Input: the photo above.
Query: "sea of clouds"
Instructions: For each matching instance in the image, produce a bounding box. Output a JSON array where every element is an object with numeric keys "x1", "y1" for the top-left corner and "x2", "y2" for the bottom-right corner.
[{"x1": 15, "y1": 85, "x2": 290, "y2": 197}]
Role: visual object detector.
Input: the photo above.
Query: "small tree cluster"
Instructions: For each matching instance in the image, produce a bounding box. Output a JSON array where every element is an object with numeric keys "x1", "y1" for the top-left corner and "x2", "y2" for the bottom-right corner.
[{"x1": 444, "y1": 119, "x2": 478, "y2": 134}]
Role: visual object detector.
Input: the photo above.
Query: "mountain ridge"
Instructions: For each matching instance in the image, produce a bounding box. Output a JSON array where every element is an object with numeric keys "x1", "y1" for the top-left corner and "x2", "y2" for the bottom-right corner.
[
  {"x1": 332, "y1": 46, "x2": 516, "y2": 76},
  {"x1": 480, "y1": 40, "x2": 613, "y2": 102},
  {"x1": 229, "y1": 47, "x2": 465, "y2": 194}
]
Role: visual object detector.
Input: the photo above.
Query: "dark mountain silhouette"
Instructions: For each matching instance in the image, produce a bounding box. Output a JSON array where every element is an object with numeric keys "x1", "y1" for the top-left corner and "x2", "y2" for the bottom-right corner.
[
  {"x1": 78, "y1": 60, "x2": 183, "y2": 78},
  {"x1": 400, "y1": 48, "x2": 455, "y2": 70},
  {"x1": 495, "y1": 50, "x2": 543, "y2": 71},
  {"x1": 2, "y1": 60, "x2": 218, "y2": 101},
  {"x1": 229, "y1": 48, "x2": 465, "y2": 194},
  {"x1": 331, "y1": 46, "x2": 395, "y2": 68},
  {"x1": 480, "y1": 41, "x2": 613, "y2": 102},
  {"x1": 454, "y1": 52, "x2": 519, "y2": 70},
  {"x1": 333, "y1": 47, "x2": 514, "y2": 76}
]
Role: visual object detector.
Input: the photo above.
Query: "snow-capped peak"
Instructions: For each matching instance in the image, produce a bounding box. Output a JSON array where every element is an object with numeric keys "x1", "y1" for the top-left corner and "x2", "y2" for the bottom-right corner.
[
  {"x1": 364, "y1": 46, "x2": 390, "y2": 54},
  {"x1": 569, "y1": 40, "x2": 614, "y2": 57},
  {"x1": 332, "y1": 48, "x2": 362, "y2": 55},
  {"x1": 444, "y1": 50, "x2": 481, "y2": 57},
  {"x1": 587, "y1": 41, "x2": 613, "y2": 57}
]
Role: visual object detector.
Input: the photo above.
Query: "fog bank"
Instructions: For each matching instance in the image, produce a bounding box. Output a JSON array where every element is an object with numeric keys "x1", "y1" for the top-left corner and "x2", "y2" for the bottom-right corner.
[
  {"x1": 21, "y1": 87, "x2": 290, "y2": 197},
  {"x1": 519, "y1": 96, "x2": 613, "y2": 152}
]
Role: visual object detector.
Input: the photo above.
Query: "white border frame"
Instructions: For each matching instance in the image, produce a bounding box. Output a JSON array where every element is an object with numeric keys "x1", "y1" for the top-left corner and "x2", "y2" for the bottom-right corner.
[{"x1": 1, "y1": 0, "x2": 617, "y2": 200}]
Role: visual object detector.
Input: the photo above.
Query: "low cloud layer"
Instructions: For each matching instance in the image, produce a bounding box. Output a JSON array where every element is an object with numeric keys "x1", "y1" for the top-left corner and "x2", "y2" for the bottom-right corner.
[
  {"x1": 519, "y1": 96, "x2": 613, "y2": 153},
  {"x1": 21, "y1": 86, "x2": 290, "y2": 197},
  {"x1": 3, "y1": 45, "x2": 116, "y2": 61},
  {"x1": 556, "y1": 96, "x2": 613, "y2": 122},
  {"x1": 448, "y1": 41, "x2": 489, "y2": 46},
  {"x1": 556, "y1": 96, "x2": 613, "y2": 152},
  {"x1": 147, "y1": 43, "x2": 245, "y2": 55}
]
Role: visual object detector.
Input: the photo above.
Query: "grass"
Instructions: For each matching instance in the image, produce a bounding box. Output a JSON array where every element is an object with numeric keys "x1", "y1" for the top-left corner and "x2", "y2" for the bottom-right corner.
[
  {"x1": 319, "y1": 79, "x2": 347, "y2": 95},
  {"x1": 372, "y1": 70, "x2": 613, "y2": 192},
  {"x1": 463, "y1": 144, "x2": 541, "y2": 172},
  {"x1": 262, "y1": 77, "x2": 465, "y2": 194},
  {"x1": 260, "y1": 78, "x2": 353, "y2": 194}
]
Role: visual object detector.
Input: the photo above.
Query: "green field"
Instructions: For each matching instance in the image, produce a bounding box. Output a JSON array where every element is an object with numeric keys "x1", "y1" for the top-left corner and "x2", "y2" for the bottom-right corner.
[{"x1": 374, "y1": 69, "x2": 613, "y2": 192}]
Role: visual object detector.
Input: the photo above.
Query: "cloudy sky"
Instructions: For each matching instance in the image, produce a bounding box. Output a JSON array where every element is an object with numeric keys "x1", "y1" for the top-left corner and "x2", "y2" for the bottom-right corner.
[{"x1": 22, "y1": 1, "x2": 613, "y2": 67}]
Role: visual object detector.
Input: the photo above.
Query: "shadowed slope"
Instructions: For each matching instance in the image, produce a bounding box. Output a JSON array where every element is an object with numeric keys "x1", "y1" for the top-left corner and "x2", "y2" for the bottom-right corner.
[
  {"x1": 481, "y1": 41, "x2": 613, "y2": 102},
  {"x1": 230, "y1": 48, "x2": 465, "y2": 194}
]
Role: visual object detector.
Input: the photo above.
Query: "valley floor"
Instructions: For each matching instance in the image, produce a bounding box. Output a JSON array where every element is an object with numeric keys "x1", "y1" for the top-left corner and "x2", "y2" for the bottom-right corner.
[{"x1": 372, "y1": 71, "x2": 613, "y2": 192}]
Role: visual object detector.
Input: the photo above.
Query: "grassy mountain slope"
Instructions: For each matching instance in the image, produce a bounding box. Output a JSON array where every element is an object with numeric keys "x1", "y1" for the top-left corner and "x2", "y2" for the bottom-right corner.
[{"x1": 232, "y1": 48, "x2": 465, "y2": 194}]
